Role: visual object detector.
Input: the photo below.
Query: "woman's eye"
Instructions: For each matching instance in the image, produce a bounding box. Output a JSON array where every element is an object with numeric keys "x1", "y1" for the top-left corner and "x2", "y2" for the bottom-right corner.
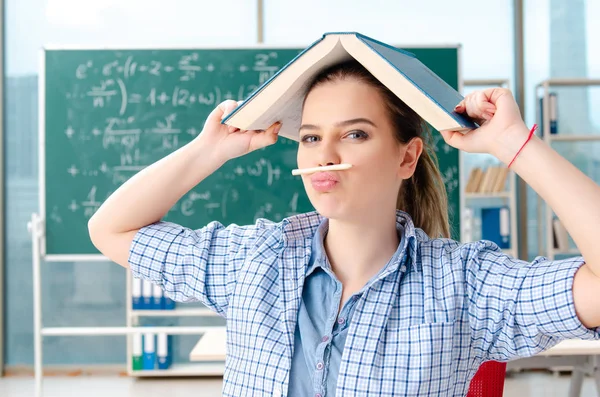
[
  {"x1": 301, "y1": 135, "x2": 319, "y2": 143},
  {"x1": 346, "y1": 130, "x2": 369, "y2": 140}
]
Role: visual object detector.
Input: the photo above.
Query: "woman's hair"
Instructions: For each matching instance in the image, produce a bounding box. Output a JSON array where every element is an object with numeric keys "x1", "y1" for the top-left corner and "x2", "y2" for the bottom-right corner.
[{"x1": 303, "y1": 59, "x2": 451, "y2": 239}]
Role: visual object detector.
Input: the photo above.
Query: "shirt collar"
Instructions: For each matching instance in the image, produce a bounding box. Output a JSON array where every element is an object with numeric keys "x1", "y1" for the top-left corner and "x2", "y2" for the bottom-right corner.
[
  {"x1": 305, "y1": 219, "x2": 329, "y2": 277},
  {"x1": 301, "y1": 210, "x2": 418, "y2": 277}
]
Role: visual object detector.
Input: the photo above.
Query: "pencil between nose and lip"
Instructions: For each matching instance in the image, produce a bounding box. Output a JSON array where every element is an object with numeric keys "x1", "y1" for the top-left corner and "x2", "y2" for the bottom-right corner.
[{"x1": 291, "y1": 163, "x2": 353, "y2": 176}]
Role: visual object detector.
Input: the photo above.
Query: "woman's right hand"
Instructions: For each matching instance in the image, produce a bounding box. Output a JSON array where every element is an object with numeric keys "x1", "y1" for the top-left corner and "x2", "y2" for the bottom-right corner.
[{"x1": 198, "y1": 100, "x2": 282, "y2": 164}]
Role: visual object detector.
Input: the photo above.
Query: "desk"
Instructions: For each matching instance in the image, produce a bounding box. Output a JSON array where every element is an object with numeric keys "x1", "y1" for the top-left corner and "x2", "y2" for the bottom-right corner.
[
  {"x1": 508, "y1": 340, "x2": 600, "y2": 397},
  {"x1": 541, "y1": 340, "x2": 600, "y2": 356},
  {"x1": 189, "y1": 329, "x2": 226, "y2": 362}
]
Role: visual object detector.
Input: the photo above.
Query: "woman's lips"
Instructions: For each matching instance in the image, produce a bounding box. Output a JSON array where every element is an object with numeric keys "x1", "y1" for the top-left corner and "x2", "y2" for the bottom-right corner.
[{"x1": 310, "y1": 172, "x2": 339, "y2": 192}]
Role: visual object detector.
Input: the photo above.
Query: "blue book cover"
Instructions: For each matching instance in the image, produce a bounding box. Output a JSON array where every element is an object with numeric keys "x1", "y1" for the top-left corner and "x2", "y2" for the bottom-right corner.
[
  {"x1": 481, "y1": 207, "x2": 510, "y2": 249},
  {"x1": 353, "y1": 33, "x2": 476, "y2": 130}
]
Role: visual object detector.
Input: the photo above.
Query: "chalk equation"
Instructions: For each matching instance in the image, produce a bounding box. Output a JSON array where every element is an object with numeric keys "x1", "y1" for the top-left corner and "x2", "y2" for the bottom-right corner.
[
  {"x1": 68, "y1": 52, "x2": 280, "y2": 116},
  {"x1": 60, "y1": 182, "x2": 304, "y2": 225},
  {"x1": 74, "y1": 52, "x2": 280, "y2": 82},
  {"x1": 66, "y1": 81, "x2": 263, "y2": 116}
]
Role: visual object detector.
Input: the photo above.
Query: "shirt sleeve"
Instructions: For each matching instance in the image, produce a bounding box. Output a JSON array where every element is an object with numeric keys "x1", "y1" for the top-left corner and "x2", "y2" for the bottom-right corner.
[
  {"x1": 462, "y1": 240, "x2": 600, "y2": 362},
  {"x1": 128, "y1": 220, "x2": 264, "y2": 317}
]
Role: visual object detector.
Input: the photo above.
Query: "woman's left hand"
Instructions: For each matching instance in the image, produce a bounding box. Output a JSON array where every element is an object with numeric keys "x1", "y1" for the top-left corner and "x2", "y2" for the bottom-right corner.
[{"x1": 440, "y1": 88, "x2": 531, "y2": 164}]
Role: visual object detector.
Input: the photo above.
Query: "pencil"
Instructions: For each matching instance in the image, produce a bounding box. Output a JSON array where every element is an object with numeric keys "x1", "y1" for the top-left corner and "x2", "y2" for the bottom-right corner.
[{"x1": 291, "y1": 164, "x2": 353, "y2": 176}]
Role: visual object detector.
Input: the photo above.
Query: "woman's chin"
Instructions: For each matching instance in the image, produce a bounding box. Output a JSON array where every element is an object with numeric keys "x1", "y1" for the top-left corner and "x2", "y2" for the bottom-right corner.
[{"x1": 312, "y1": 200, "x2": 350, "y2": 220}]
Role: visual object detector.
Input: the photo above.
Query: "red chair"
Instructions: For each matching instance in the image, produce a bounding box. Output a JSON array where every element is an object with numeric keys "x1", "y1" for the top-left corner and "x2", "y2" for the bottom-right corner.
[{"x1": 466, "y1": 361, "x2": 507, "y2": 397}]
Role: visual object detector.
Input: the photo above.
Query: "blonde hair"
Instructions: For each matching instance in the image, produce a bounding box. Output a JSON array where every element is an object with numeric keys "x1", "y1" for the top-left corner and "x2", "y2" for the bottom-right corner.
[{"x1": 306, "y1": 60, "x2": 451, "y2": 239}]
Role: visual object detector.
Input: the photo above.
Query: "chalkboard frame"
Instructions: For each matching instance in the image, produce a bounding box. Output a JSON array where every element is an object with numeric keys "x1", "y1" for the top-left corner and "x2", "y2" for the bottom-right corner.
[{"x1": 38, "y1": 43, "x2": 464, "y2": 261}]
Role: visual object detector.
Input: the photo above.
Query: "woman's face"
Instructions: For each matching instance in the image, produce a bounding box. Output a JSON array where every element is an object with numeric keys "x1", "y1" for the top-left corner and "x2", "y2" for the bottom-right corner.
[{"x1": 297, "y1": 79, "x2": 421, "y2": 221}]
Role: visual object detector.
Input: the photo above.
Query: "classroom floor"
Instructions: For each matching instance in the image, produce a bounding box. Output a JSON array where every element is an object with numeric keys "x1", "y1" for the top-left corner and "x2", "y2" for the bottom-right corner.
[{"x1": 0, "y1": 372, "x2": 598, "y2": 397}]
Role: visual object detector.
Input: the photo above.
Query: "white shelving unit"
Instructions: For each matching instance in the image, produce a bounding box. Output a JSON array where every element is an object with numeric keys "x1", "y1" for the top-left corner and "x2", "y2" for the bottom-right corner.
[
  {"x1": 28, "y1": 212, "x2": 225, "y2": 397},
  {"x1": 125, "y1": 270, "x2": 225, "y2": 377},
  {"x1": 29, "y1": 228, "x2": 225, "y2": 397},
  {"x1": 535, "y1": 78, "x2": 600, "y2": 260},
  {"x1": 460, "y1": 79, "x2": 519, "y2": 259},
  {"x1": 130, "y1": 362, "x2": 225, "y2": 377}
]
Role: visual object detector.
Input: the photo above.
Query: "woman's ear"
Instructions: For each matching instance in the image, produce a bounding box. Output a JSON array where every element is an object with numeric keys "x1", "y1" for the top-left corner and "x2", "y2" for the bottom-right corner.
[{"x1": 398, "y1": 137, "x2": 423, "y2": 179}]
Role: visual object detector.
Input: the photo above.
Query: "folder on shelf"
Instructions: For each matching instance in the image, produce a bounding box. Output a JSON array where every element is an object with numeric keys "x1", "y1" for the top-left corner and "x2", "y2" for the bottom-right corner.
[
  {"x1": 157, "y1": 332, "x2": 172, "y2": 370},
  {"x1": 132, "y1": 333, "x2": 143, "y2": 371},
  {"x1": 481, "y1": 206, "x2": 510, "y2": 249},
  {"x1": 143, "y1": 332, "x2": 156, "y2": 370},
  {"x1": 142, "y1": 280, "x2": 153, "y2": 310},
  {"x1": 539, "y1": 92, "x2": 558, "y2": 136},
  {"x1": 152, "y1": 284, "x2": 164, "y2": 310},
  {"x1": 162, "y1": 295, "x2": 176, "y2": 310},
  {"x1": 132, "y1": 278, "x2": 143, "y2": 310}
]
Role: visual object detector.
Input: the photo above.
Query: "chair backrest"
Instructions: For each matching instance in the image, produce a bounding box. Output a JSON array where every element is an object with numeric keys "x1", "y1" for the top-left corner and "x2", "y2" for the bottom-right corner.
[{"x1": 466, "y1": 361, "x2": 507, "y2": 397}]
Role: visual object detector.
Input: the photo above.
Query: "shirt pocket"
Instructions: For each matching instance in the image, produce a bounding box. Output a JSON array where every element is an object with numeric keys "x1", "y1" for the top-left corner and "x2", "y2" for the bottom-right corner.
[{"x1": 385, "y1": 321, "x2": 460, "y2": 396}]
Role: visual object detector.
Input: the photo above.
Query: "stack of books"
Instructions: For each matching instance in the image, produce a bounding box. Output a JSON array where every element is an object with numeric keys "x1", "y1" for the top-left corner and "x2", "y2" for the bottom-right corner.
[{"x1": 465, "y1": 166, "x2": 509, "y2": 194}]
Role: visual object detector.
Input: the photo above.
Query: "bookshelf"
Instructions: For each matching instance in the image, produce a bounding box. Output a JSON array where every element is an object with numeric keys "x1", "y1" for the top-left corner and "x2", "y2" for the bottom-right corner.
[
  {"x1": 125, "y1": 271, "x2": 225, "y2": 377},
  {"x1": 460, "y1": 79, "x2": 519, "y2": 259},
  {"x1": 535, "y1": 78, "x2": 600, "y2": 260}
]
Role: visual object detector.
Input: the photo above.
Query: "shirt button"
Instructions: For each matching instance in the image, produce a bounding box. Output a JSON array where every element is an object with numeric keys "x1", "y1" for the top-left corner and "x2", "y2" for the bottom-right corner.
[
  {"x1": 316, "y1": 361, "x2": 324, "y2": 370},
  {"x1": 400, "y1": 265, "x2": 407, "y2": 272},
  {"x1": 322, "y1": 335, "x2": 329, "y2": 342},
  {"x1": 316, "y1": 394, "x2": 323, "y2": 397},
  {"x1": 338, "y1": 317, "x2": 345, "y2": 325}
]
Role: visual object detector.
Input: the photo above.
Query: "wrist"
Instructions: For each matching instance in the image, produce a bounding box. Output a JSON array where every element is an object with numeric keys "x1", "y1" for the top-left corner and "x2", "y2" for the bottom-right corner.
[
  {"x1": 186, "y1": 136, "x2": 227, "y2": 174},
  {"x1": 490, "y1": 124, "x2": 531, "y2": 165}
]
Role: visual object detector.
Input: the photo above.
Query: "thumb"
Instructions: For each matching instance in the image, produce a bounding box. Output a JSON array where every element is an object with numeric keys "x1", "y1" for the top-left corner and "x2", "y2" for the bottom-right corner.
[
  {"x1": 206, "y1": 100, "x2": 239, "y2": 125},
  {"x1": 439, "y1": 129, "x2": 467, "y2": 150}
]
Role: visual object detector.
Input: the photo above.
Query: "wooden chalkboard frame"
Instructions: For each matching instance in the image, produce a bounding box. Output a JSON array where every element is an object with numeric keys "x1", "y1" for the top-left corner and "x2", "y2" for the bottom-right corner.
[{"x1": 38, "y1": 43, "x2": 464, "y2": 261}]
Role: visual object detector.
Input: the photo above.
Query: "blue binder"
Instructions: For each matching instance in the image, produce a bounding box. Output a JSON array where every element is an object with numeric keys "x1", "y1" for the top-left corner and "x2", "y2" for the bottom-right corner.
[
  {"x1": 481, "y1": 207, "x2": 510, "y2": 249},
  {"x1": 142, "y1": 333, "x2": 156, "y2": 370}
]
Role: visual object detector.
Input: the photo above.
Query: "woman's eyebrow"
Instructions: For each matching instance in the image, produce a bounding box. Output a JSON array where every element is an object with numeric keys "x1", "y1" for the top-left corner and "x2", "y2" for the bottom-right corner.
[{"x1": 299, "y1": 118, "x2": 377, "y2": 132}]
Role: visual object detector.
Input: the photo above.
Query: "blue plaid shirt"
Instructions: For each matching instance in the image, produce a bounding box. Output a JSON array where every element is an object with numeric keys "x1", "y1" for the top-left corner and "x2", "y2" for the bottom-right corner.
[
  {"x1": 287, "y1": 219, "x2": 405, "y2": 397},
  {"x1": 129, "y1": 210, "x2": 600, "y2": 397}
]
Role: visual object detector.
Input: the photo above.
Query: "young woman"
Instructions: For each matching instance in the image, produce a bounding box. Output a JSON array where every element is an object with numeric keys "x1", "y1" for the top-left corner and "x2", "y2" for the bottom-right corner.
[{"x1": 89, "y1": 60, "x2": 600, "y2": 397}]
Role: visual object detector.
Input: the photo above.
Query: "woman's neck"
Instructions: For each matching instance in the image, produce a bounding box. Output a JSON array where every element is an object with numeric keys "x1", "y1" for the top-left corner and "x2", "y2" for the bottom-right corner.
[{"x1": 324, "y1": 210, "x2": 401, "y2": 288}]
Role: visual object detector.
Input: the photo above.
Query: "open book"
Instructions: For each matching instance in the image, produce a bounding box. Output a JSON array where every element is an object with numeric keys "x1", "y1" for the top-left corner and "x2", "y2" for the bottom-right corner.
[{"x1": 222, "y1": 32, "x2": 476, "y2": 141}]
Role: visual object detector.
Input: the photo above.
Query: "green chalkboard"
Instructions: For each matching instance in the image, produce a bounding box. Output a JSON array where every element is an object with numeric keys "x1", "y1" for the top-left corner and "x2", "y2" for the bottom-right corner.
[{"x1": 42, "y1": 46, "x2": 461, "y2": 257}]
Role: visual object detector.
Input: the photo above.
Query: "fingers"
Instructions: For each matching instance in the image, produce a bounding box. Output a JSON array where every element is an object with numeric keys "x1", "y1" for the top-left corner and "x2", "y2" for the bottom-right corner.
[
  {"x1": 455, "y1": 90, "x2": 499, "y2": 121},
  {"x1": 209, "y1": 98, "x2": 282, "y2": 143},
  {"x1": 247, "y1": 122, "x2": 282, "y2": 148}
]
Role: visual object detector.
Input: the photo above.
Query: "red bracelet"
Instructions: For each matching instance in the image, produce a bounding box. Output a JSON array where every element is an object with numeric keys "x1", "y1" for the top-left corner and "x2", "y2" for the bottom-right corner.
[{"x1": 507, "y1": 124, "x2": 537, "y2": 168}]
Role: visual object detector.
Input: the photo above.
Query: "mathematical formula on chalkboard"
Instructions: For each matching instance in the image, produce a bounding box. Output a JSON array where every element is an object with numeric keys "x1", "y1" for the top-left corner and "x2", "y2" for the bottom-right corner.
[
  {"x1": 43, "y1": 47, "x2": 460, "y2": 255},
  {"x1": 44, "y1": 49, "x2": 310, "y2": 256}
]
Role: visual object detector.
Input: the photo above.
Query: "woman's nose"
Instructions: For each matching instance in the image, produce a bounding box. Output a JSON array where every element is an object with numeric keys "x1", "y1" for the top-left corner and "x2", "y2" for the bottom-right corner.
[{"x1": 318, "y1": 141, "x2": 341, "y2": 167}]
